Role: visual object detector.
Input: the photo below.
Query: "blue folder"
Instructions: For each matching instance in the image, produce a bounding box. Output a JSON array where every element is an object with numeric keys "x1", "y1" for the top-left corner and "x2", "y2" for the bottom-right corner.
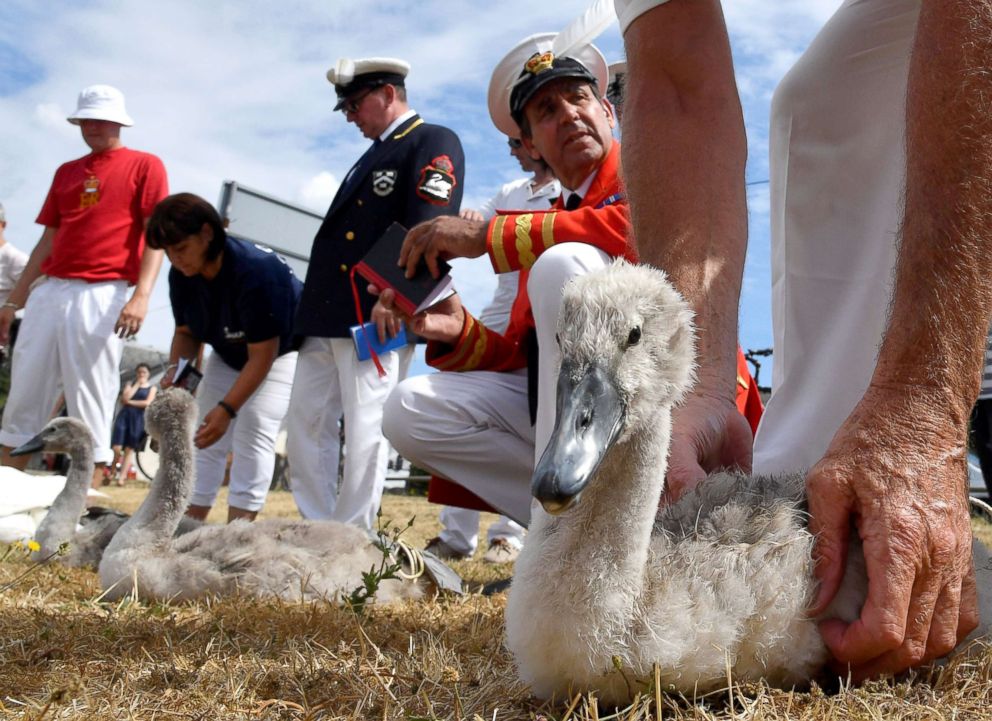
[{"x1": 350, "y1": 321, "x2": 408, "y2": 361}]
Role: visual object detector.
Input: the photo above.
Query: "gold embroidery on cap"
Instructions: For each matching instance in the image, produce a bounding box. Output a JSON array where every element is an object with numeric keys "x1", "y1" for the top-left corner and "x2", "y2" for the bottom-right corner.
[{"x1": 524, "y1": 52, "x2": 554, "y2": 76}]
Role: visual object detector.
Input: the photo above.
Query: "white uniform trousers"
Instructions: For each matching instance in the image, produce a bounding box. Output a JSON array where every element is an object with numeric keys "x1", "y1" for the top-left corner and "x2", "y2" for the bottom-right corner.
[
  {"x1": 753, "y1": 0, "x2": 918, "y2": 474},
  {"x1": 287, "y1": 336, "x2": 412, "y2": 529},
  {"x1": 440, "y1": 269, "x2": 525, "y2": 554},
  {"x1": 0, "y1": 277, "x2": 127, "y2": 465},
  {"x1": 384, "y1": 243, "x2": 611, "y2": 526},
  {"x1": 189, "y1": 351, "x2": 297, "y2": 512},
  {"x1": 437, "y1": 506, "x2": 525, "y2": 555},
  {"x1": 384, "y1": 369, "x2": 535, "y2": 524}
]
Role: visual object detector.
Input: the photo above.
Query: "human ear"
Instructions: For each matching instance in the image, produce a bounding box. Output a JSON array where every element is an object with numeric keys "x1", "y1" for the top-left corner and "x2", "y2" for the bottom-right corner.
[
  {"x1": 521, "y1": 135, "x2": 541, "y2": 161},
  {"x1": 602, "y1": 98, "x2": 616, "y2": 129}
]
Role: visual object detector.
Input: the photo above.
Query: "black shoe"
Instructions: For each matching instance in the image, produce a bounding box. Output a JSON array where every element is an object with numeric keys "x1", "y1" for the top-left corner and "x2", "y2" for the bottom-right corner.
[
  {"x1": 424, "y1": 536, "x2": 471, "y2": 561},
  {"x1": 481, "y1": 576, "x2": 512, "y2": 596}
]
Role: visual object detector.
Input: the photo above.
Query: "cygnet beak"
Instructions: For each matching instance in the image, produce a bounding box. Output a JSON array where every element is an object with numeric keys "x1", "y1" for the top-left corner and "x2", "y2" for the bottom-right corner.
[
  {"x1": 11, "y1": 433, "x2": 45, "y2": 457},
  {"x1": 531, "y1": 361, "x2": 624, "y2": 514}
]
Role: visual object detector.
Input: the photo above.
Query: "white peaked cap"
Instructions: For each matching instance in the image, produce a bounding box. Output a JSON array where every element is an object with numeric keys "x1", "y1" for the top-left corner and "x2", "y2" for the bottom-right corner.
[
  {"x1": 326, "y1": 57, "x2": 410, "y2": 86},
  {"x1": 487, "y1": 33, "x2": 607, "y2": 137}
]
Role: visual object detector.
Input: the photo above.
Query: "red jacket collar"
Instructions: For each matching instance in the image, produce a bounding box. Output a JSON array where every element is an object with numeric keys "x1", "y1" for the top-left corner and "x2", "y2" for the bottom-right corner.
[{"x1": 553, "y1": 141, "x2": 621, "y2": 210}]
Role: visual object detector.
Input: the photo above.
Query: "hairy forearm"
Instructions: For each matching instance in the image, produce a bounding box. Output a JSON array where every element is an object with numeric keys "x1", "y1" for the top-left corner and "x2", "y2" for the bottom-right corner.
[
  {"x1": 621, "y1": 0, "x2": 747, "y2": 398},
  {"x1": 872, "y1": 0, "x2": 992, "y2": 428}
]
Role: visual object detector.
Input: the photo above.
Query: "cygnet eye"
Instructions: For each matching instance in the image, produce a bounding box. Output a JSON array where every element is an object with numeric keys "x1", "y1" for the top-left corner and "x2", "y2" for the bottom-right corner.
[{"x1": 627, "y1": 326, "x2": 641, "y2": 347}]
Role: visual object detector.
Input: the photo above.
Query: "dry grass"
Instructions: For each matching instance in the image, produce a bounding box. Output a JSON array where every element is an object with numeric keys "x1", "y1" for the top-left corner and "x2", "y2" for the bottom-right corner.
[{"x1": 2, "y1": 487, "x2": 992, "y2": 720}]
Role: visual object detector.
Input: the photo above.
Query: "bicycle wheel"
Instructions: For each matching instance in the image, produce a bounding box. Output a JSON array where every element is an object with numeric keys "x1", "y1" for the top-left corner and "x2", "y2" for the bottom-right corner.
[{"x1": 135, "y1": 442, "x2": 160, "y2": 481}]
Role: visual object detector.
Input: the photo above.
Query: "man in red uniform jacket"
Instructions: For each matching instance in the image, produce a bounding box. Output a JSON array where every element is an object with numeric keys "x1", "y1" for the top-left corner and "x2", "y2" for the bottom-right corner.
[
  {"x1": 376, "y1": 35, "x2": 759, "y2": 524},
  {"x1": 373, "y1": 36, "x2": 624, "y2": 524}
]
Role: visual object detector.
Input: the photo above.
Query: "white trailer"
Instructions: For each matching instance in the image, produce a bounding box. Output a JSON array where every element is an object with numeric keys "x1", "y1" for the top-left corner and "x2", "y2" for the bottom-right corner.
[{"x1": 216, "y1": 180, "x2": 324, "y2": 278}]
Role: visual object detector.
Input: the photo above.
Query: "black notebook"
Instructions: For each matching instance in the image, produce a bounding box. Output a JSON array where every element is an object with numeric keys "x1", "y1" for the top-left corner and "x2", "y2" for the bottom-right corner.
[
  {"x1": 172, "y1": 358, "x2": 203, "y2": 393},
  {"x1": 354, "y1": 222, "x2": 455, "y2": 316}
]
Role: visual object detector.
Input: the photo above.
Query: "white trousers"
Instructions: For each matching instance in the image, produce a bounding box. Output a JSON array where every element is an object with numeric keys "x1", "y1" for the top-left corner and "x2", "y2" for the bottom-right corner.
[
  {"x1": 442, "y1": 268, "x2": 525, "y2": 553},
  {"x1": 438, "y1": 506, "x2": 525, "y2": 555},
  {"x1": 0, "y1": 278, "x2": 127, "y2": 465},
  {"x1": 287, "y1": 336, "x2": 413, "y2": 529},
  {"x1": 753, "y1": 0, "x2": 918, "y2": 474},
  {"x1": 189, "y1": 351, "x2": 297, "y2": 512},
  {"x1": 384, "y1": 243, "x2": 611, "y2": 526}
]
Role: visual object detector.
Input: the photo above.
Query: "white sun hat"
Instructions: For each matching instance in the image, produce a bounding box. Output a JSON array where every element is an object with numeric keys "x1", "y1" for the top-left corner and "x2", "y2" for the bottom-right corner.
[
  {"x1": 67, "y1": 85, "x2": 134, "y2": 127},
  {"x1": 487, "y1": 32, "x2": 608, "y2": 138}
]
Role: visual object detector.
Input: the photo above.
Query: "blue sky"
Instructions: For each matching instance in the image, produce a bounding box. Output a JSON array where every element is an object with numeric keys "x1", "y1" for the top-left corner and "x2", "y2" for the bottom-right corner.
[{"x1": 0, "y1": 0, "x2": 840, "y2": 383}]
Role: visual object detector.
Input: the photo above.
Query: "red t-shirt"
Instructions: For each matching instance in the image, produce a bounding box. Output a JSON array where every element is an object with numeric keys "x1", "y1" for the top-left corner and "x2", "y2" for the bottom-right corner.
[{"x1": 36, "y1": 147, "x2": 168, "y2": 284}]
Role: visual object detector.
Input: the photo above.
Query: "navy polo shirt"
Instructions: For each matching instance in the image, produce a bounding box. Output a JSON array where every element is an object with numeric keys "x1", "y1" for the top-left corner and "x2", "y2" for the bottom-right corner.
[{"x1": 169, "y1": 236, "x2": 303, "y2": 371}]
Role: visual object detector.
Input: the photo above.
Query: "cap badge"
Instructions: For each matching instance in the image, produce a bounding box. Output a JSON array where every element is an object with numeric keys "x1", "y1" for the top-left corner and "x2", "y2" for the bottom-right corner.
[{"x1": 524, "y1": 51, "x2": 555, "y2": 76}]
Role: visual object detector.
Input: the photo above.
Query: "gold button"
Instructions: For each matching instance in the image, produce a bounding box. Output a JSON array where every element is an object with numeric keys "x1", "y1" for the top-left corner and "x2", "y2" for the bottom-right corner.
[
  {"x1": 357, "y1": 199, "x2": 364, "y2": 206},
  {"x1": 345, "y1": 231, "x2": 355, "y2": 240},
  {"x1": 339, "y1": 264, "x2": 348, "y2": 272}
]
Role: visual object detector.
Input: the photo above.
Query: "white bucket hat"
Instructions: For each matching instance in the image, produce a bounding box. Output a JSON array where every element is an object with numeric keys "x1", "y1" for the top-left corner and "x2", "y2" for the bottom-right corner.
[{"x1": 67, "y1": 85, "x2": 134, "y2": 127}]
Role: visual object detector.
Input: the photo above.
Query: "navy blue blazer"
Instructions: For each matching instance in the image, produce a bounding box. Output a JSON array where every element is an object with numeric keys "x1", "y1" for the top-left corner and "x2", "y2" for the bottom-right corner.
[{"x1": 295, "y1": 114, "x2": 465, "y2": 338}]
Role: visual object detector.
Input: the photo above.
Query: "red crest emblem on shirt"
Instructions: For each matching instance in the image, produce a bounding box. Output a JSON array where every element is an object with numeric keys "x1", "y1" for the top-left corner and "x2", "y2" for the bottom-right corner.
[{"x1": 80, "y1": 175, "x2": 101, "y2": 208}]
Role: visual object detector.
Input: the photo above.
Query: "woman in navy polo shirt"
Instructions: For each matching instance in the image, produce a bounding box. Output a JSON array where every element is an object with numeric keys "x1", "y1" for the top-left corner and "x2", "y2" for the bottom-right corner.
[{"x1": 146, "y1": 193, "x2": 301, "y2": 522}]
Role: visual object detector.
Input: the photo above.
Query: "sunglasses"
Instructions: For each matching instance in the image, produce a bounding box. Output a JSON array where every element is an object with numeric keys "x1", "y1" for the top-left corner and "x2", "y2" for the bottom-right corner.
[
  {"x1": 508, "y1": 138, "x2": 523, "y2": 149},
  {"x1": 340, "y1": 87, "x2": 377, "y2": 115}
]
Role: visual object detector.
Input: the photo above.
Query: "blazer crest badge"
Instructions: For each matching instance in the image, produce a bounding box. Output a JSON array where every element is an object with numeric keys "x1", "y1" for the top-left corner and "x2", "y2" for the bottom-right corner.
[{"x1": 373, "y1": 169, "x2": 398, "y2": 197}]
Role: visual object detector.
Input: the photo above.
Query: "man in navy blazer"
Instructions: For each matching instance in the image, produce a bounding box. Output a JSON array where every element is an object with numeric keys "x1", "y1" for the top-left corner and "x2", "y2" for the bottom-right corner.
[{"x1": 289, "y1": 57, "x2": 465, "y2": 529}]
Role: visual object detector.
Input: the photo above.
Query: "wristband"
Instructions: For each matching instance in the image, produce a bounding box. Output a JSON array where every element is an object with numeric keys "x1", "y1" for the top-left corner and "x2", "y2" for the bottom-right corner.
[{"x1": 217, "y1": 400, "x2": 238, "y2": 419}]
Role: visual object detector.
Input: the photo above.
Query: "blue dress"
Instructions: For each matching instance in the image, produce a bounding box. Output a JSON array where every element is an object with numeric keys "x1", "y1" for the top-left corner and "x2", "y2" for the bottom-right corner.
[{"x1": 111, "y1": 386, "x2": 150, "y2": 448}]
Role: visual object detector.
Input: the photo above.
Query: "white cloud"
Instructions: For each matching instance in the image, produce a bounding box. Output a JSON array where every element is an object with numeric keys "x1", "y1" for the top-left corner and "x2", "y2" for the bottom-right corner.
[
  {"x1": 298, "y1": 172, "x2": 338, "y2": 213},
  {"x1": 33, "y1": 102, "x2": 74, "y2": 133}
]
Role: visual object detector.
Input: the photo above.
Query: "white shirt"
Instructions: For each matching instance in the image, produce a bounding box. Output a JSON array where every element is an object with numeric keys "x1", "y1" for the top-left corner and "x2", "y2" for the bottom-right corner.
[
  {"x1": 380, "y1": 109, "x2": 417, "y2": 140},
  {"x1": 613, "y1": 0, "x2": 671, "y2": 34},
  {"x1": 477, "y1": 176, "x2": 561, "y2": 332},
  {"x1": 753, "y1": 0, "x2": 919, "y2": 473},
  {"x1": 0, "y1": 242, "x2": 28, "y2": 306}
]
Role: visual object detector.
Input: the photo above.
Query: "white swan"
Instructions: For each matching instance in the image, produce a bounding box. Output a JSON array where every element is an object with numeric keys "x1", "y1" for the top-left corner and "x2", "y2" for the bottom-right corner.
[
  {"x1": 10, "y1": 418, "x2": 102, "y2": 565},
  {"x1": 9, "y1": 417, "x2": 200, "y2": 567},
  {"x1": 99, "y1": 388, "x2": 459, "y2": 603},
  {"x1": 0, "y1": 468, "x2": 70, "y2": 544},
  {"x1": 505, "y1": 260, "x2": 991, "y2": 704}
]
